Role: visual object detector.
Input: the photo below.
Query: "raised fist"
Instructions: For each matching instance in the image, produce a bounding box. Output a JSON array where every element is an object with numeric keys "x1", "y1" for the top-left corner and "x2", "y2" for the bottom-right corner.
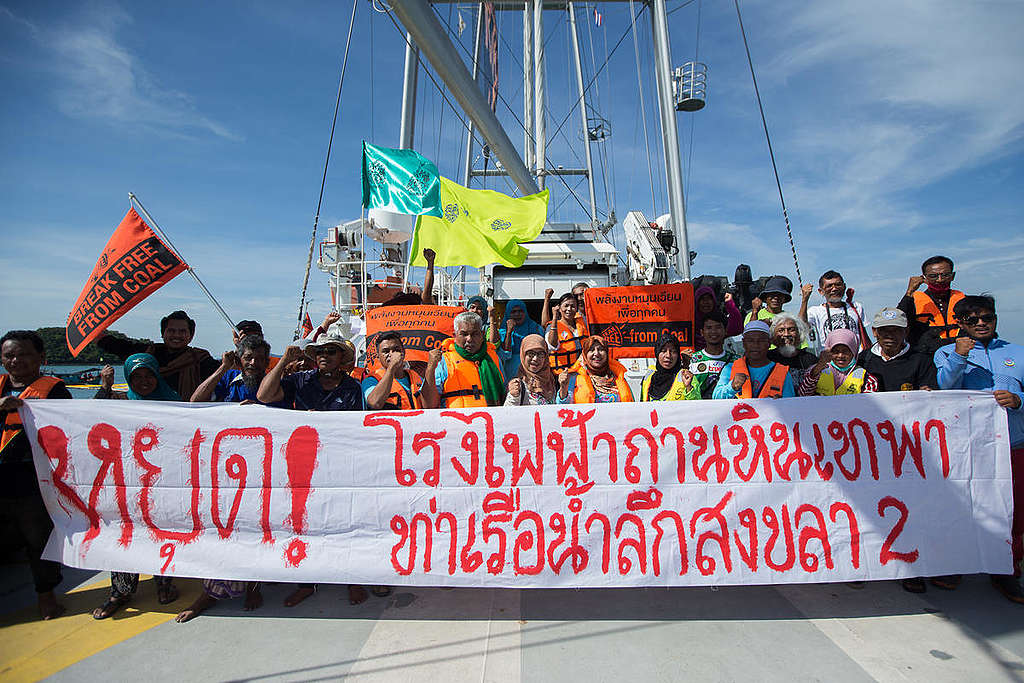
[
  {"x1": 906, "y1": 275, "x2": 926, "y2": 295},
  {"x1": 731, "y1": 372, "x2": 749, "y2": 393},
  {"x1": 954, "y1": 336, "x2": 975, "y2": 357},
  {"x1": 508, "y1": 378, "x2": 522, "y2": 398}
]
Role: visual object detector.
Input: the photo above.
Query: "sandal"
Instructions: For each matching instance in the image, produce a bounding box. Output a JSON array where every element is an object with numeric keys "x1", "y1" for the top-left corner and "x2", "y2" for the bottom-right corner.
[
  {"x1": 157, "y1": 583, "x2": 180, "y2": 605},
  {"x1": 371, "y1": 586, "x2": 392, "y2": 598},
  {"x1": 348, "y1": 585, "x2": 368, "y2": 605},
  {"x1": 93, "y1": 594, "x2": 131, "y2": 620}
]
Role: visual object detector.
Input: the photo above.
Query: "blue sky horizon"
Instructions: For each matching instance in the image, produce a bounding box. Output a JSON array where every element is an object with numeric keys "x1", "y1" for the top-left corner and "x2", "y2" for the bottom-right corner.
[{"x1": 2, "y1": 0, "x2": 1022, "y2": 358}]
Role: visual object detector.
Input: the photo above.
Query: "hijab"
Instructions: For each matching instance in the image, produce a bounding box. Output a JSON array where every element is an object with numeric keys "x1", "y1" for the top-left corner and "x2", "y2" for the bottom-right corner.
[
  {"x1": 466, "y1": 296, "x2": 489, "y2": 328},
  {"x1": 516, "y1": 334, "x2": 556, "y2": 402},
  {"x1": 500, "y1": 299, "x2": 544, "y2": 377},
  {"x1": 125, "y1": 353, "x2": 181, "y2": 401},
  {"x1": 648, "y1": 334, "x2": 683, "y2": 400},
  {"x1": 581, "y1": 335, "x2": 617, "y2": 395}
]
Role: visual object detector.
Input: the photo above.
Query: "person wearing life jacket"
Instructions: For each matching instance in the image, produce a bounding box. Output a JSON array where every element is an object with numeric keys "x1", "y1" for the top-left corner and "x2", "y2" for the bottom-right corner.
[
  {"x1": 798, "y1": 329, "x2": 878, "y2": 396},
  {"x1": 897, "y1": 255, "x2": 965, "y2": 355},
  {"x1": 0, "y1": 330, "x2": 72, "y2": 620},
  {"x1": 640, "y1": 333, "x2": 700, "y2": 401},
  {"x1": 422, "y1": 311, "x2": 506, "y2": 408},
  {"x1": 558, "y1": 335, "x2": 634, "y2": 404},
  {"x1": 712, "y1": 320, "x2": 797, "y2": 399},
  {"x1": 545, "y1": 292, "x2": 589, "y2": 374},
  {"x1": 363, "y1": 331, "x2": 424, "y2": 410}
]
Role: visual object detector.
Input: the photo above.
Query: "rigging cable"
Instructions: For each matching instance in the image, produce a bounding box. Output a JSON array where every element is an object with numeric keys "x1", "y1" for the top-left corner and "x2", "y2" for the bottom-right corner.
[
  {"x1": 628, "y1": 0, "x2": 658, "y2": 215},
  {"x1": 294, "y1": 0, "x2": 359, "y2": 339},
  {"x1": 734, "y1": 0, "x2": 803, "y2": 286}
]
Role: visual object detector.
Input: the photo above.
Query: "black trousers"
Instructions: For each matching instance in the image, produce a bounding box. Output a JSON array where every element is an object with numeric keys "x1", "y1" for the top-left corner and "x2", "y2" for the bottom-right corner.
[{"x1": 0, "y1": 491, "x2": 63, "y2": 593}]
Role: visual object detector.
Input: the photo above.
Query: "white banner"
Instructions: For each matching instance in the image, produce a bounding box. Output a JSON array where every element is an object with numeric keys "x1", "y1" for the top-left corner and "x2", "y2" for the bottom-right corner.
[{"x1": 21, "y1": 391, "x2": 1015, "y2": 587}]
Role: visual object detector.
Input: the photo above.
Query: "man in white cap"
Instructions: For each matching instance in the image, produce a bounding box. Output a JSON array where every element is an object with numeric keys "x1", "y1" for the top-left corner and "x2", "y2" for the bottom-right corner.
[
  {"x1": 856, "y1": 307, "x2": 936, "y2": 394},
  {"x1": 712, "y1": 320, "x2": 796, "y2": 399}
]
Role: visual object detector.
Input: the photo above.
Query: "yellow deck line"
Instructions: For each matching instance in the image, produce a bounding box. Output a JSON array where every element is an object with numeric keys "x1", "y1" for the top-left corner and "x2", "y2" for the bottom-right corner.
[{"x1": 0, "y1": 576, "x2": 200, "y2": 683}]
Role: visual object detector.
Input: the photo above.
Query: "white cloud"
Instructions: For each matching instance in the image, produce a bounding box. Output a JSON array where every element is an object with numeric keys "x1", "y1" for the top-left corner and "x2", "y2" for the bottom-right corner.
[{"x1": 2, "y1": 4, "x2": 240, "y2": 141}]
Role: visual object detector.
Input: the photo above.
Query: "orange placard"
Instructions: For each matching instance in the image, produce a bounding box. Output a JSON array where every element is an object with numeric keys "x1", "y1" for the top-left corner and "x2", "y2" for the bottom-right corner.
[
  {"x1": 584, "y1": 283, "x2": 694, "y2": 358},
  {"x1": 364, "y1": 305, "x2": 463, "y2": 369},
  {"x1": 66, "y1": 209, "x2": 187, "y2": 357}
]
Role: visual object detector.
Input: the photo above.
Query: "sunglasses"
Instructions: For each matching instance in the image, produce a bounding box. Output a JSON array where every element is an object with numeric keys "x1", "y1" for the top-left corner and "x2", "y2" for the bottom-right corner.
[
  {"x1": 314, "y1": 347, "x2": 341, "y2": 356},
  {"x1": 961, "y1": 313, "x2": 996, "y2": 325},
  {"x1": 924, "y1": 272, "x2": 954, "y2": 281}
]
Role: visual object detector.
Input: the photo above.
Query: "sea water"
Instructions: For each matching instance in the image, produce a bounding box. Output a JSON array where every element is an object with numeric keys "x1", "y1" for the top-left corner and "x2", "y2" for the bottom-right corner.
[{"x1": 41, "y1": 364, "x2": 127, "y2": 399}]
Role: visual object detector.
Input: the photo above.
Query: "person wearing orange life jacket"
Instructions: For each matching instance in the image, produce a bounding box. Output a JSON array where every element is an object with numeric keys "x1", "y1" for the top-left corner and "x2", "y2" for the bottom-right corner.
[
  {"x1": 363, "y1": 331, "x2": 424, "y2": 410},
  {"x1": 422, "y1": 311, "x2": 506, "y2": 408},
  {"x1": 544, "y1": 292, "x2": 588, "y2": 374},
  {"x1": 898, "y1": 255, "x2": 965, "y2": 355},
  {"x1": 712, "y1": 320, "x2": 797, "y2": 399},
  {"x1": 558, "y1": 335, "x2": 634, "y2": 404},
  {"x1": 797, "y1": 328, "x2": 878, "y2": 396},
  {"x1": 0, "y1": 330, "x2": 71, "y2": 621}
]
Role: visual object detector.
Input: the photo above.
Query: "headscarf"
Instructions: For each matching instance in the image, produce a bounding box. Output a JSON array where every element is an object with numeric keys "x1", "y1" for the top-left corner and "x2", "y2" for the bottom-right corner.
[
  {"x1": 648, "y1": 334, "x2": 683, "y2": 400},
  {"x1": 500, "y1": 299, "x2": 544, "y2": 377},
  {"x1": 466, "y1": 296, "x2": 489, "y2": 328},
  {"x1": 581, "y1": 335, "x2": 617, "y2": 395},
  {"x1": 453, "y1": 341, "x2": 505, "y2": 406},
  {"x1": 125, "y1": 353, "x2": 181, "y2": 401},
  {"x1": 693, "y1": 285, "x2": 719, "y2": 332},
  {"x1": 824, "y1": 329, "x2": 858, "y2": 376},
  {"x1": 516, "y1": 334, "x2": 556, "y2": 401}
]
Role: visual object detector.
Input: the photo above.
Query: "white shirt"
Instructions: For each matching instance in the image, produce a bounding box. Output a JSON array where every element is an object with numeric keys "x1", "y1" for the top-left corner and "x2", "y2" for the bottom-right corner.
[{"x1": 806, "y1": 301, "x2": 866, "y2": 354}]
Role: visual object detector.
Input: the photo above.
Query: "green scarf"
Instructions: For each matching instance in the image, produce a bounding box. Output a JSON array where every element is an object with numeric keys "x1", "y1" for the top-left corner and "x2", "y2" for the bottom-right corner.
[{"x1": 454, "y1": 342, "x2": 505, "y2": 406}]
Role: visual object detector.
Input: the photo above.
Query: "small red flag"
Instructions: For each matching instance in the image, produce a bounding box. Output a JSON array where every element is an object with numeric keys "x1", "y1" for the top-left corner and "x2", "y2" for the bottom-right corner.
[
  {"x1": 66, "y1": 208, "x2": 187, "y2": 357},
  {"x1": 302, "y1": 312, "x2": 314, "y2": 338}
]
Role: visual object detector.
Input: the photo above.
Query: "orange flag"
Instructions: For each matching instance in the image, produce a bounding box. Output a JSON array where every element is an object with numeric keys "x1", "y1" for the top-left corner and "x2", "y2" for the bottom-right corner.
[{"x1": 66, "y1": 208, "x2": 187, "y2": 357}]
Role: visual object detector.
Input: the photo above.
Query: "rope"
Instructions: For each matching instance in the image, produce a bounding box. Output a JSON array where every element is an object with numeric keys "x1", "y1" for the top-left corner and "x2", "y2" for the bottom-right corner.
[
  {"x1": 734, "y1": 0, "x2": 803, "y2": 286},
  {"x1": 294, "y1": 0, "x2": 359, "y2": 339}
]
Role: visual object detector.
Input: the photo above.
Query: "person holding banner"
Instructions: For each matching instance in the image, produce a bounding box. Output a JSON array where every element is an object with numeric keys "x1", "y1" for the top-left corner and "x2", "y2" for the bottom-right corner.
[
  {"x1": 498, "y1": 299, "x2": 544, "y2": 379},
  {"x1": 558, "y1": 336, "x2": 633, "y2": 404},
  {"x1": 258, "y1": 323, "x2": 367, "y2": 607},
  {"x1": 97, "y1": 310, "x2": 219, "y2": 400},
  {"x1": 0, "y1": 330, "x2": 71, "y2": 620},
  {"x1": 712, "y1": 321, "x2": 797, "y2": 399},
  {"x1": 935, "y1": 295, "x2": 1024, "y2": 603},
  {"x1": 363, "y1": 332, "x2": 423, "y2": 410},
  {"x1": 423, "y1": 312, "x2": 506, "y2": 408},
  {"x1": 505, "y1": 334, "x2": 560, "y2": 406},
  {"x1": 545, "y1": 292, "x2": 588, "y2": 374},
  {"x1": 92, "y1": 353, "x2": 181, "y2": 618},
  {"x1": 797, "y1": 329, "x2": 877, "y2": 396},
  {"x1": 640, "y1": 334, "x2": 700, "y2": 401}
]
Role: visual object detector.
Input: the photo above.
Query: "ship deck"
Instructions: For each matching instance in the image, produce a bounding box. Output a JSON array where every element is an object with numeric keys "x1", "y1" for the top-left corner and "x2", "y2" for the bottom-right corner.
[{"x1": 2, "y1": 563, "x2": 1022, "y2": 682}]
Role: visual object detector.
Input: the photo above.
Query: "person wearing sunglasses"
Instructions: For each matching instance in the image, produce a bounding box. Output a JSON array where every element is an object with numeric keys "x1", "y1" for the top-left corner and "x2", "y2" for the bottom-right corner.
[
  {"x1": 898, "y1": 255, "x2": 965, "y2": 354},
  {"x1": 935, "y1": 295, "x2": 1024, "y2": 604},
  {"x1": 257, "y1": 322, "x2": 366, "y2": 608}
]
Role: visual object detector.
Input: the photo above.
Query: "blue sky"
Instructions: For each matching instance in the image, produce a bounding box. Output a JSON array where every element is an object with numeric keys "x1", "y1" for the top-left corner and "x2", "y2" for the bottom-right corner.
[{"x1": 2, "y1": 0, "x2": 1022, "y2": 357}]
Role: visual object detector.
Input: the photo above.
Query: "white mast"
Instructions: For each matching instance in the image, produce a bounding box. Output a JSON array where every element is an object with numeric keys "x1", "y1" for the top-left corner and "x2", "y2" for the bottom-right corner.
[{"x1": 532, "y1": 0, "x2": 546, "y2": 190}]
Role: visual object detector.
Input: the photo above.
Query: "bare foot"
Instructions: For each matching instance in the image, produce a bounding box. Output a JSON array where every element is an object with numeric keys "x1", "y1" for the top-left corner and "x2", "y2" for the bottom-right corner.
[
  {"x1": 284, "y1": 585, "x2": 315, "y2": 607},
  {"x1": 244, "y1": 583, "x2": 263, "y2": 611},
  {"x1": 38, "y1": 591, "x2": 65, "y2": 620},
  {"x1": 348, "y1": 584, "x2": 368, "y2": 605},
  {"x1": 175, "y1": 593, "x2": 218, "y2": 623}
]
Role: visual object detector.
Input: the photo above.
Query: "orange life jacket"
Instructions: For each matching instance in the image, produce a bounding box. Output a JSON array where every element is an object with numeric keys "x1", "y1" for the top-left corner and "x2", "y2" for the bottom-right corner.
[
  {"x1": 912, "y1": 290, "x2": 964, "y2": 340},
  {"x1": 349, "y1": 366, "x2": 371, "y2": 383},
  {"x1": 371, "y1": 368, "x2": 423, "y2": 410},
  {"x1": 571, "y1": 358, "x2": 634, "y2": 403},
  {"x1": 730, "y1": 357, "x2": 789, "y2": 399},
  {"x1": 549, "y1": 319, "x2": 588, "y2": 374},
  {"x1": 439, "y1": 338, "x2": 505, "y2": 408},
  {"x1": 0, "y1": 374, "x2": 62, "y2": 455}
]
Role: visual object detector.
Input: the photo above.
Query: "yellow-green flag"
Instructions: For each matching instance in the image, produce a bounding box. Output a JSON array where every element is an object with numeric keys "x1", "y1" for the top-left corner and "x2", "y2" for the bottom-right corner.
[{"x1": 410, "y1": 177, "x2": 549, "y2": 268}]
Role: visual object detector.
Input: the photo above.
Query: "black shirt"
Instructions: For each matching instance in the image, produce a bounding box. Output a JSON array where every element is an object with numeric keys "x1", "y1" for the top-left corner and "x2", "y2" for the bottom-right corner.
[
  {"x1": 1, "y1": 377, "x2": 72, "y2": 497},
  {"x1": 768, "y1": 348, "x2": 818, "y2": 371},
  {"x1": 857, "y1": 345, "x2": 937, "y2": 392}
]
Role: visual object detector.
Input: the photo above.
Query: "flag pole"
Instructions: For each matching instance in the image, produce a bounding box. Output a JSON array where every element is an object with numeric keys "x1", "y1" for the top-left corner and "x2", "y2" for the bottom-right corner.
[{"x1": 128, "y1": 193, "x2": 237, "y2": 334}]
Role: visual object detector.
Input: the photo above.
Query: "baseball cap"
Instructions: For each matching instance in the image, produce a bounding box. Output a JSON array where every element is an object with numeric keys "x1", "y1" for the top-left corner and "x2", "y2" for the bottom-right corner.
[{"x1": 872, "y1": 308, "x2": 907, "y2": 328}]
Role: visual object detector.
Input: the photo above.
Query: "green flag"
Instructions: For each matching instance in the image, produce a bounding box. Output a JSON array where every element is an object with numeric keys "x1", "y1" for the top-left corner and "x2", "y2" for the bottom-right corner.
[
  {"x1": 361, "y1": 141, "x2": 443, "y2": 217},
  {"x1": 410, "y1": 177, "x2": 549, "y2": 268}
]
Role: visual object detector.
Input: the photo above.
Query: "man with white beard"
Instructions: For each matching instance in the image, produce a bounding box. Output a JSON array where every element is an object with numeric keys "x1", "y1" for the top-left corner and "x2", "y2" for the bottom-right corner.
[
  {"x1": 767, "y1": 313, "x2": 818, "y2": 386},
  {"x1": 801, "y1": 270, "x2": 869, "y2": 355}
]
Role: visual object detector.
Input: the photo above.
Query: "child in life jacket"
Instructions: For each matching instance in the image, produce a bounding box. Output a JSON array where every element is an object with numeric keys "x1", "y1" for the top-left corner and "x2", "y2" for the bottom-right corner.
[{"x1": 798, "y1": 328, "x2": 877, "y2": 396}]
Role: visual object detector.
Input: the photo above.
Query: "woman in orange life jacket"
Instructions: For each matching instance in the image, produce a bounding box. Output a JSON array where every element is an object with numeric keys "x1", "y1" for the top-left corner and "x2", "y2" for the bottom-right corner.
[
  {"x1": 558, "y1": 335, "x2": 634, "y2": 404},
  {"x1": 0, "y1": 330, "x2": 71, "y2": 620},
  {"x1": 91, "y1": 353, "x2": 182, "y2": 619},
  {"x1": 545, "y1": 291, "x2": 589, "y2": 374},
  {"x1": 797, "y1": 328, "x2": 878, "y2": 396}
]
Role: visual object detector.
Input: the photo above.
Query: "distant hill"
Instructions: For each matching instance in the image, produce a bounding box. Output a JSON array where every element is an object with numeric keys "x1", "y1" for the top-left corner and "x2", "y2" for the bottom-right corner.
[{"x1": 32, "y1": 327, "x2": 154, "y2": 364}]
